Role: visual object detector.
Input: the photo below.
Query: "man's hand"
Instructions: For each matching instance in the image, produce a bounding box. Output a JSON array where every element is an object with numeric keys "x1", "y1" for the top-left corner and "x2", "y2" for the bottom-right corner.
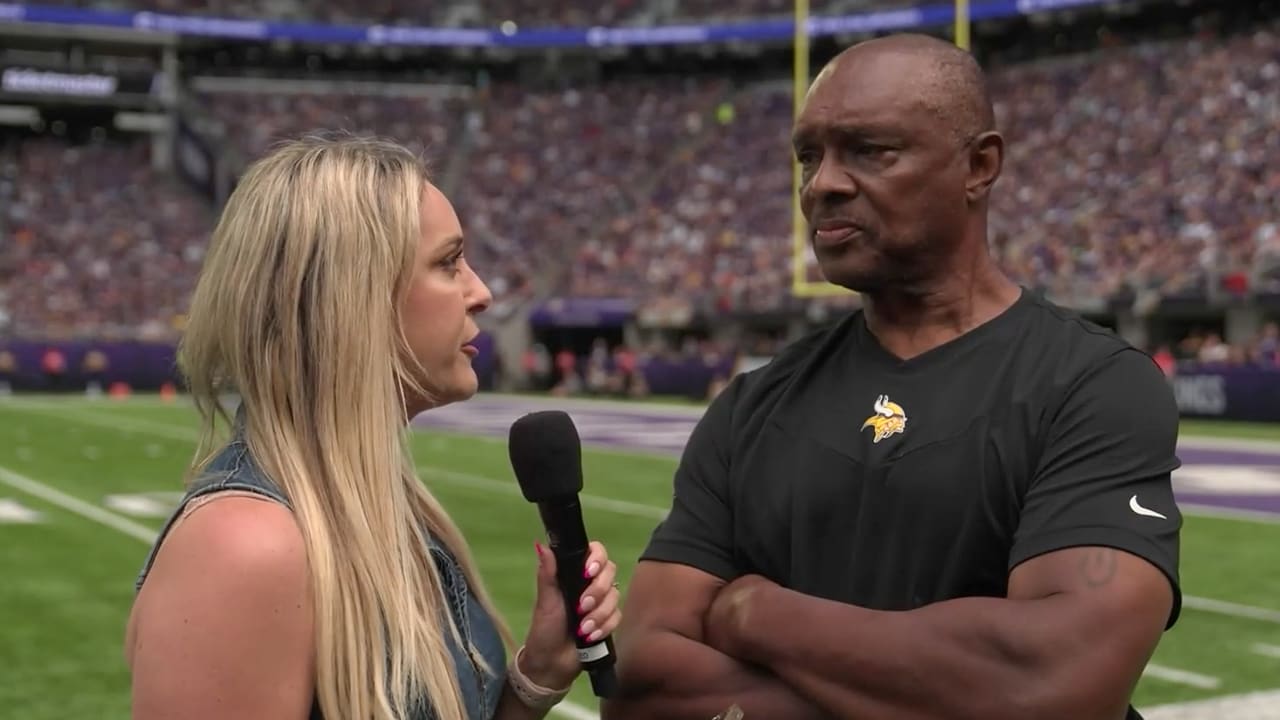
[
  {"x1": 704, "y1": 574, "x2": 778, "y2": 661},
  {"x1": 603, "y1": 562, "x2": 828, "y2": 720}
]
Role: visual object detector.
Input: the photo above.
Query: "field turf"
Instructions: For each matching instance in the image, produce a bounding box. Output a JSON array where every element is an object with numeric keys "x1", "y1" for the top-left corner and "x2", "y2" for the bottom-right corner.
[{"x1": 1, "y1": 395, "x2": 1278, "y2": 719}]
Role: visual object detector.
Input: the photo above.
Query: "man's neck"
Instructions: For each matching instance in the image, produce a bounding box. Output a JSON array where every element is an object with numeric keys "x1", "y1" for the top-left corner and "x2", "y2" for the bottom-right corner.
[{"x1": 861, "y1": 261, "x2": 1022, "y2": 362}]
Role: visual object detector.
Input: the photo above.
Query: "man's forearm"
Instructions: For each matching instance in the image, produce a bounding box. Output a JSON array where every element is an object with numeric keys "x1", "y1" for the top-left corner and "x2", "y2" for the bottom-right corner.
[
  {"x1": 602, "y1": 630, "x2": 828, "y2": 720},
  {"x1": 737, "y1": 589, "x2": 1146, "y2": 720}
]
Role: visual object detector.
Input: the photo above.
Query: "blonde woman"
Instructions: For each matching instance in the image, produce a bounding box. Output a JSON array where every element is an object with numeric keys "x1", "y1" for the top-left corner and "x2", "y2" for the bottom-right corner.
[{"x1": 124, "y1": 133, "x2": 622, "y2": 720}]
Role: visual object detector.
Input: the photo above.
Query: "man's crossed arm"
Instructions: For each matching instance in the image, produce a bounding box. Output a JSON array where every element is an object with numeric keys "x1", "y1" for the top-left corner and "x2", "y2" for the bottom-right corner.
[
  {"x1": 599, "y1": 561, "x2": 828, "y2": 720},
  {"x1": 602, "y1": 546, "x2": 1171, "y2": 720}
]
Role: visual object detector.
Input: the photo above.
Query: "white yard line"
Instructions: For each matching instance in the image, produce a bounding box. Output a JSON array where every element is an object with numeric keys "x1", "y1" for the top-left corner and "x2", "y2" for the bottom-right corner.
[
  {"x1": 1142, "y1": 689, "x2": 1280, "y2": 720},
  {"x1": 3, "y1": 399, "x2": 201, "y2": 443},
  {"x1": 0, "y1": 464, "x2": 158, "y2": 542},
  {"x1": 1249, "y1": 643, "x2": 1280, "y2": 660},
  {"x1": 1182, "y1": 596, "x2": 1280, "y2": 625},
  {"x1": 1141, "y1": 664, "x2": 1222, "y2": 690},
  {"x1": 419, "y1": 467, "x2": 666, "y2": 521}
]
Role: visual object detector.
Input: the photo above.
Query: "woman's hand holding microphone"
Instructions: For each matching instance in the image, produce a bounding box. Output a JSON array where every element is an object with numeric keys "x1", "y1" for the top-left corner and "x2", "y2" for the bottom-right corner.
[{"x1": 508, "y1": 540, "x2": 622, "y2": 709}]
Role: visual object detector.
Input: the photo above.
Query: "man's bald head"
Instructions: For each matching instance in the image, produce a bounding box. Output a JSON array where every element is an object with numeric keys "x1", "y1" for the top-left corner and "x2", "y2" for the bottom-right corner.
[
  {"x1": 793, "y1": 33, "x2": 1006, "y2": 294},
  {"x1": 810, "y1": 33, "x2": 995, "y2": 143}
]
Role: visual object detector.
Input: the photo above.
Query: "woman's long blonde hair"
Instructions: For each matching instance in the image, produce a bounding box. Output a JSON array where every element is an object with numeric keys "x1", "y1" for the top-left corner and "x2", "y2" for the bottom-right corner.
[{"x1": 178, "y1": 132, "x2": 513, "y2": 719}]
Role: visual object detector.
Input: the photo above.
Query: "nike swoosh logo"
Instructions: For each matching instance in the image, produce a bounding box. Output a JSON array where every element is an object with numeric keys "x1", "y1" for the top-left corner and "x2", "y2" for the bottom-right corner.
[{"x1": 1129, "y1": 494, "x2": 1168, "y2": 520}]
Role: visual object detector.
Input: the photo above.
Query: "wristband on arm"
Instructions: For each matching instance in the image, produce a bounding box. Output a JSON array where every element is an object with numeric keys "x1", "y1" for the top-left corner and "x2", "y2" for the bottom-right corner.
[{"x1": 507, "y1": 645, "x2": 572, "y2": 710}]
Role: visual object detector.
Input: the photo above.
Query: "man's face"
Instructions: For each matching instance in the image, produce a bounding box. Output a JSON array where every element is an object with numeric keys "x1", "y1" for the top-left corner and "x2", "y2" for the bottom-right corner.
[{"x1": 793, "y1": 51, "x2": 978, "y2": 293}]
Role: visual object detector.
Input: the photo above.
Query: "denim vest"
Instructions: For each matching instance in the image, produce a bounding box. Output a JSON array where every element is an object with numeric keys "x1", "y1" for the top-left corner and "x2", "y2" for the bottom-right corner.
[{"x1": 134, "y1": 430, "x2": 509, "y2": 720}]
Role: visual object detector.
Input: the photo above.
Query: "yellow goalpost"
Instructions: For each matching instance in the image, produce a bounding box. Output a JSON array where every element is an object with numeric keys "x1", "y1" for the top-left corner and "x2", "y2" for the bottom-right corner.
[{"x1": 789, "y1": 0, "x2": 971, "y2": 297}]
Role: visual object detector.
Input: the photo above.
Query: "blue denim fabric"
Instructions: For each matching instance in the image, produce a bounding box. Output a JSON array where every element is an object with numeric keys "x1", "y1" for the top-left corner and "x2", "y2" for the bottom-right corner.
[{"x1": 134, "y1": 422, "x2": 508, "y2": 720}]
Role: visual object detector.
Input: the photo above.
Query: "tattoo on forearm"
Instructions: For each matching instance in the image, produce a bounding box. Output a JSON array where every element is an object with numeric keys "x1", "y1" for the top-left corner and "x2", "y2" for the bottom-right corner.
[{"x1": 1079, "y1": 549, "x2": 1118, "y2": 588}]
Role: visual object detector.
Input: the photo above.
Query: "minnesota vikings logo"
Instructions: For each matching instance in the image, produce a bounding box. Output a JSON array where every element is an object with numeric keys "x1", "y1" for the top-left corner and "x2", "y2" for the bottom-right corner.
[{"x1": 861, "y1": 394, "x2": 907, "y2": 444}]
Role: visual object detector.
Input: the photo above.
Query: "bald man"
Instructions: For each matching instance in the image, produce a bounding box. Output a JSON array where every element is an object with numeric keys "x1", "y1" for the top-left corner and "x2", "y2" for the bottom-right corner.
[{"x1": 602, "y1": 34, "x2": 1181, "y2": 720}]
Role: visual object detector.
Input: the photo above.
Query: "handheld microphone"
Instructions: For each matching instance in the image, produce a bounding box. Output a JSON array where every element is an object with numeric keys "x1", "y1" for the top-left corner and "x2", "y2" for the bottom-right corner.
[{"x1": 508, "y1": 410, "x2": 618, "y2": 698}]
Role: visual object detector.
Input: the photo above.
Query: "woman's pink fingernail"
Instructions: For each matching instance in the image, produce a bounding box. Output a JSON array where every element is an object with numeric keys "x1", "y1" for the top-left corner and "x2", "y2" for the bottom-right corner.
[
  {"x1": 579, "y1": 619, "x2": 597, "y2": 637},
  {"x1": 584, "y1": 562, "x2": 600, "y2": 578},
  {"x1": 588, "y1": 629, "x2": 603, "y2": 642}
]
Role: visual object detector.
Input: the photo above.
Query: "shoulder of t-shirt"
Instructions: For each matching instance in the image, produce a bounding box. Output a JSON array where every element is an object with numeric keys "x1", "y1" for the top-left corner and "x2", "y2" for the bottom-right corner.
[
  {"x1": 1022, "y1": 290, "x2": 1156, "y2": 362},
  {"x1": 1019, "y1": 290, "x2": 1169, "y2": 407},
  {"x1": 721, "y1": 310, "x2": 862, "y2": 415},
  {"x1": 1021, "y1": 290, "x2": 1124, "y2": 345}
]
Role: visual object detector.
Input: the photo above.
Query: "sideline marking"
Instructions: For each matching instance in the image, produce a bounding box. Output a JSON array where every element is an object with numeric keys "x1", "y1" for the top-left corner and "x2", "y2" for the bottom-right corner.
[{"x1": 1141, "y1": 664, "x2": 1221, "y2": 690}]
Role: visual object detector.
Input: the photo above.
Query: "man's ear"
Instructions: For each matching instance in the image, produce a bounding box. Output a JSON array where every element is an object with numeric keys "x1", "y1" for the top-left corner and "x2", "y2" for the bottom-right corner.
[{"x1": 966, "y1": 131, "x2": 1004, "y2": 203}]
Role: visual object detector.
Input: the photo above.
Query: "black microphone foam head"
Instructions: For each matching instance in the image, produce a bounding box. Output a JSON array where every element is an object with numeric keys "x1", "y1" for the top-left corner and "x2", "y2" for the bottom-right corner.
[{"x1": 508, "y1": 410, "x2": 584, "y2": 502}]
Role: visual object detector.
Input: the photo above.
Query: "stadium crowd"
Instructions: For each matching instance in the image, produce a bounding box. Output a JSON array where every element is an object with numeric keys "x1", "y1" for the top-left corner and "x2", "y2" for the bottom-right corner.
[
  {"x1": 451, "y1": 78, "x2": 730, "y2": 313},
  {"x1": 0, "y1": 137, "x2": 211, "y2": 340},
  {"x1": 989, "y1": 25, "x2": 1280, "y2": 309},
  {"x1": 570, "y1": 87, "x2": 805, "y2": 318},
  {"x1": 2, "y1": 18, "x2": 1278, "y2": 346}
]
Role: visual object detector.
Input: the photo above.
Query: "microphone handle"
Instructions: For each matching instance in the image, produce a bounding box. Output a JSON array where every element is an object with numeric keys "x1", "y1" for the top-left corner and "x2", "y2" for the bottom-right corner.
[{"x1": 537, "y1": 497, "x2": 618, "y2": 698}]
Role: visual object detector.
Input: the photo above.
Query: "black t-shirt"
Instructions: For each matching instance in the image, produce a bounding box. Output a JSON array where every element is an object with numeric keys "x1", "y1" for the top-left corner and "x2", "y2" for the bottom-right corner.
[{"x1": 642, "y1": 289, "x2": 1181, "y2": 719}]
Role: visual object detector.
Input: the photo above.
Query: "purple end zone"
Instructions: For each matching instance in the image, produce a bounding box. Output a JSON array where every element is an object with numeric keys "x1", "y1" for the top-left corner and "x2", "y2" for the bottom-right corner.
[
  {"x1": 413, "y1": 395, "x2": 698, "y2": 456},
  {"x1": 1180, "y1": 448, "x2": 1280, "y2": 467},
  {"x1": 414, "y1": 395, "x2": 1280, "y2": 520},
  {"x1": 1177, "y1": 447, "x2": 1280, "y2": 517},
  {"x1": 1176, "y1": 492, "x2": 1280, "y2": 515}
]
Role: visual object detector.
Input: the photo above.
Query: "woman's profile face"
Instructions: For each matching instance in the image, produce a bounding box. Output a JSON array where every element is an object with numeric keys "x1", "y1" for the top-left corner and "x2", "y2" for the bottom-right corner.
[{"x1": 400, "y1": 182, "x2": 492, "y2": 416}]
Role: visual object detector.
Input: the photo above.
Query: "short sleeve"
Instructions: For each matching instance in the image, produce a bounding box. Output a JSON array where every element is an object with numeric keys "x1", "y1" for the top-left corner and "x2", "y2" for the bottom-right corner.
[
  {"x1": 1010, "y1": 348, "x2": 1183, "y2": 627},
  {"x1": 639, "y1": 376, "x2": 742, "y2": 581}
]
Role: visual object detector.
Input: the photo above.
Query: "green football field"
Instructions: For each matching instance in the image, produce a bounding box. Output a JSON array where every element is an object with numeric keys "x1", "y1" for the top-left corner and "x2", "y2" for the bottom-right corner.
[{"x1": 1, "y1": 395, "x2": 1278, "y2": 719}]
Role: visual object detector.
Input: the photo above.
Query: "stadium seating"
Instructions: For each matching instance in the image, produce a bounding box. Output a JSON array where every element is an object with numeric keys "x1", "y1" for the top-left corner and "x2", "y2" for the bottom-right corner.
[
  {"x1": 988, "y1": 26, "x2": 1280, "y2": 309},
  {"x1": 453, "y1": 79, "x2": 732, "y2": 306},
  {"x1": 0, "y1": 137, "x2": 211, "y2": 339},
  {"x1": 2, "y1": 20, "x2": 1277, "y2": 347},
  {"x1": 199, "y1": 79, "x2": 728, "y2": 315}
]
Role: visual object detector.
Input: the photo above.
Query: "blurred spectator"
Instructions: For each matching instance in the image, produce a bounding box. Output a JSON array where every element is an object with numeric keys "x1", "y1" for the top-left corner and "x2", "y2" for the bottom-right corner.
[
  {"x1": 1151, "y1": 345, "x2": 1177, "y2": 377},
  {"x1": 0, "y1": 349, "x2": 16, "y2": 396},
  {"x1": 1198, "y1": 333, "x2": 1231, "y2": 365},
  {"x1": 1254, "y1": 322, "x2": 1279, "y2": 367}
]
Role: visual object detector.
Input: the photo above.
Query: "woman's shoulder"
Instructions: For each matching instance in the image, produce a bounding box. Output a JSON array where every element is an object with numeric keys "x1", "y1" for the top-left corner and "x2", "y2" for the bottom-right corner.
[
  {"x1": 135, "y1": 493, "x2": 307, "y2": 622},
  {"x1": 126, "y1": 496, "x2": 315, "y2": 718},
  {"x1": 173, "y1": 493, "x2": 304, "y2": 566}
]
